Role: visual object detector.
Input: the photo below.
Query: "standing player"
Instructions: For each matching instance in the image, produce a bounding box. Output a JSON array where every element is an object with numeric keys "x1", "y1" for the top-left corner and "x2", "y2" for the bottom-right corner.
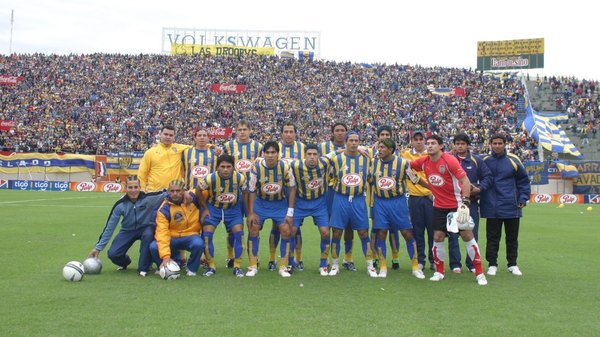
[
  {"x1": 481, "y1": 133, "x2": 531, "y2": 276},
  {"x1": 246, "y1": 141, "x2": 296, "y2": 277},
  {"x1": 182, "y1": 128, "x2": 217, "y2": 190},
  {"x1": 195, "y1": 154, "x2": 248, "y2": 278},
  {"x1": 369, "y1": 139, "x2": 425, "y2": 279},
  {"x1": 410, "y1": 134, "x2": 487, "y2": 285},
  {"x1": 328, "y1": 131, "x2": 376, "y2": 277},
  {"x1": 319, "y1": 122, "x2": 356, "y2": 272},
  {"x1": 290, "y1": 144, "x2": 332, "y2": 276},
  {"x1": 401, "y1": 130, "x2": 434, "y2": 271},
  {"x1": 223, "y1": 120, "x2": 263, "y2": 268},
  {"x1": 448, "y1": 133, "x2": 492, "y2": 273}
]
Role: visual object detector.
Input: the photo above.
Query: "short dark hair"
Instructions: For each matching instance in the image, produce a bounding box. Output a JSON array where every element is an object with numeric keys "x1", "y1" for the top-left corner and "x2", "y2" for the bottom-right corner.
[
  {"x1": 490, "y1": 133, "x2": 507, "y2": 143},
  {"x1": 331, "y1": 122, "x2": 348, "y2": 133},
  {"x1": 426, "y1": 134, "x2": 445, "y2": 150},
  {"x1": 263, "y1": 141, "x2": 280, "y2": 153},
  {"x1": 380, "y1": 138, "x2": 396, "y2": 152},
  {"x1": 281, "y1": 121, "x2": 297, "y2": 133},
  {"x1": 217, "y1": 154, "x2": 235, "y2": 167},
  {"x1": 161, "y1": 125, "x2": 175, "y2": 132},
  {"x1": 195, "y1": 128, "x2": 209, "y2": 137},
  {"x1": 305, "y1": 144, "x2": 319, "y2": 153},
  {"x1": 453, "y1": 133, "x2": 471, "y2": 145},
  {"x1": 377, "y1": 125, "x2": 393, "y2": 137}
]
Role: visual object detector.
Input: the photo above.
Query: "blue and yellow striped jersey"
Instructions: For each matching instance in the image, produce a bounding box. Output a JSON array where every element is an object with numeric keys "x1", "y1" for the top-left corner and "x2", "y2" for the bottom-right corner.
[
  {"x1": 249, "y1": 160, "x2": 295, "y2": 201},
  {"x1": 318, "y1": 141, "x2": 344, "y2": 156},
  {"x1": 200, "y1": 171, "x2": 247, "y2": 209},
  {"x1": 181, "y1": 147, "x2": 217, "y2": 190},
  {"x1": 224, "y1": 139, "x2": 263, "y2": 175},
  {"x1": 370, "y1": 155, "x2": 408, "y2": 198},
  {"x1": 329, "y1": 153, "x2": 371, "y2": 196},
  {"x1": 291, "y1": 157, "x2": 330, "y2": 200},
  {"x1": 279, "y1": 141, "x2": 306, "y2": 162}
]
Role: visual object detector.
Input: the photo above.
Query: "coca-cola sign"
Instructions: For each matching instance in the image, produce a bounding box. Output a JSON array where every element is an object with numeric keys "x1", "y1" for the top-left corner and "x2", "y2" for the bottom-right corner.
[
  {"x1": 209, "y1": 84, "x2": 247, "y2": 93},
  {"x1": 76, "y1": 182, "x2": 96, "y2": 192},
  {"x1": 0, "y1": 75, "x2": 24, "y2": 86},
  {"x1": 533, "y1": 194, "x2": 552, "y2": 203},
  {"x1": 0, "y1": 120, "x2": 15, "y2": 132},
  {"x1": 207, "y1": 128, "x2": 233, "y2": 139}
]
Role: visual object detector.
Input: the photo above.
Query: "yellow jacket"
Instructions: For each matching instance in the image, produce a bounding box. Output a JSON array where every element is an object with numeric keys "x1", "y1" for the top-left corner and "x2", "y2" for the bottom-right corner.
[
  {"x1": 400, "y1": 148, "x2": 432, "y2": 197},
  {"x1": 154, "y1": 192, "x2": 202, "y2": 260},
  {"x1": 138, "y1": 142, "x2": 190, "y2": 192}
]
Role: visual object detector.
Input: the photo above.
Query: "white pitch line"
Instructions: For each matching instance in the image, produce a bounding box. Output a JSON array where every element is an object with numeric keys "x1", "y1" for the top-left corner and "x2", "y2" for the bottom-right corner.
[{"x1": 0, "y1": 196, "x2": 97, "y2": 205}]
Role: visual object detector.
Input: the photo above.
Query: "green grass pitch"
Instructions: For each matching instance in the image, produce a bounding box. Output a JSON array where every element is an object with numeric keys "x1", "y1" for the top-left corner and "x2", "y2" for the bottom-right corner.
[{"x1": 0, "y1": 190, "x2": 598, "y2": 337}]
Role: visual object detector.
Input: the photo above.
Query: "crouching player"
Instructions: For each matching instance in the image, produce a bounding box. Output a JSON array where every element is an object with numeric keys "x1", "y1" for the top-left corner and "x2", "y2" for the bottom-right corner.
[
  {"x1": 195, "y1": 154, "x2": 248, "y2": 278},
  {"x1": 369, "y1": 139, "x2": 425, "y2": 279},
  {"x1": 150, "y1": 179, "x2": 204, "y2": 277}
]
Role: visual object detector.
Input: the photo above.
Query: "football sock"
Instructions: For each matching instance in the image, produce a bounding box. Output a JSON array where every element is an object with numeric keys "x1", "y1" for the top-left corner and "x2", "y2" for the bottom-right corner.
[
  {"x1": 465, "y1": 238, "x2": 484, "y2": 275},
  {"x1": 406, "y1": 238, "x2": 418, "y2": 271},
  {"x1": 269, "y1": 226, "x2": 280, "y2": 262},
  {"x1": 203, "y1": 231, "x2": 215, "y2": 269},
  {"x1": 233, "y1": 231, "x2": 244, "y2": 268},
  {"x1": 320, "y1": 238, "x2": 330, "y2": 268},
  {"x1": 247, "y1": 236, "x2": 259, "y2": 268},
  {"x1": 331, "y1": 237, "x2": 341, "y2": 259},
  {"x1": 295, "y1": 227, "x2": 303, "y2": 262},
  {"x1": 279, "y1": 238, "x2": 291, "y2": 269},
  {"x1": 390, "y1": 229, "x2": 400, "y2": 261},
  {"x1": 432, "y1": 241, "x2": 446, "y2": 274}
]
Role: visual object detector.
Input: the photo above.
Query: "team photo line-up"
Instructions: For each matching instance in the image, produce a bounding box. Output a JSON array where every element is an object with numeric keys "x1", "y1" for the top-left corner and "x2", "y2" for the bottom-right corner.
[{"x1": 90, "y1": 120, "x2": 530, "y2": 286}]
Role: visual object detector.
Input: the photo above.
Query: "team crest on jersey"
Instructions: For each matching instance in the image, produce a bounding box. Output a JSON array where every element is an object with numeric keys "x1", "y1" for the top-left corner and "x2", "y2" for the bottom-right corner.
[
  {"x1": 172, "y1": 147, "x2": 178, "y2": 153},
  {"x1": 377, "y1": 177, "x2": 395, "y2": 190},
  {"x1": 216, "y1": 193, "x2": 237, "y2": 204},
  {"x1": 439, "y1": 165, "x2": 446, "y2": 174},
  {"x1": 192, "y1": 165, "x2": 209, "y2": 178},
  {"x1": 428, "y1": 174, "x2": 445, "y2": 187},
  {"x1": 262, "y1": 183, "x2": 282, "y2": 195},
  {"x1": 342, "y1": 174, "x2": 362, "y2": 186},
  {"x1": 199, "y1": 180, "x2": 208, "y2": 190},
  {"x1": 173, "y1": 211, "x2": 184, "y2": 222},
  {"x1": 236, "y1": 159, "x2": 252, "y2": 172},
  {"x1": 307, "y1": 178, "x2": 324, "y2": 190}
]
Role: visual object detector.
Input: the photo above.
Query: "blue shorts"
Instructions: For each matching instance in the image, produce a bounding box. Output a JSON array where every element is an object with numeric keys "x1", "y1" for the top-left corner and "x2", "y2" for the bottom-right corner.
[
  {"x1": 293, "y1": 196, "x2": 329, "y2": 228},
  {"x1": 254, "y1": 197, "x2": 287, "y2": 227},
  {"x1": 203, "y1": 203, "x2": 244, "y2": 231},
  {"x1": 372, "y1": 196, "x2": 412, "y2": 231},
  {"x1": 329, "y1": 193, "x2": 369, "y2": 231}
]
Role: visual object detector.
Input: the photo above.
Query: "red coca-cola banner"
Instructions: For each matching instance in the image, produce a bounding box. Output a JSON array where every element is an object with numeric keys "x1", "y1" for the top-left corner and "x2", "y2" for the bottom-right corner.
[
  {"x1": 209, "y1": 84, "x2": 247, "y2": 93},
  {"x1": 208, "y1": 128, "x2": 233, "y2": 139},
  {"x1": 0, "y1": 120, "x2": 16, "y2": 132},
  {"x1": 0, "y1": 75, "x2": 25, "y2": 86}
]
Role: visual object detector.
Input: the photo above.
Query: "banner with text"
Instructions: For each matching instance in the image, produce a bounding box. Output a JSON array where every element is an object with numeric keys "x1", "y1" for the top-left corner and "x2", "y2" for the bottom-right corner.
[
  {"x1": 207, "y1": 127, "x2": 233, "y2": 139},
  {"x1": 0, "y1": 75, "x2": 25, "y2": 86},
  {"x1": 573, "y1": 161, "x2": 600, "y2": 194},
  {"x1": 171, "y1": 44, "x2": 275, "y2": 56},
  {"x1": 0, "y1": 153, "x2": 95, "y2": 174},
  {"x1": 0, "y1": 120, "x2": 16, "y2": 132},
  {"x1": 209, "y1": 84, "x2": 247, "y2": 94},
  {"x1": 524, "y1": 161, "x2": 548, "y2": 185},
  {"x1": 106, "y1": 151, "x2": 143, "y2": 175}
]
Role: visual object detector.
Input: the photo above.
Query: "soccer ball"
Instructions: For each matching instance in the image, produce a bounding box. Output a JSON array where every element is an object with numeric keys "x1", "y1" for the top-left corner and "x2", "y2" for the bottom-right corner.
[
  {"x1": 63, "y1": 261, "x2": 85, "y2": 281},
  {"x1": 159, "y1": 261, "x2": 181, "y2": 280},
  {"x1": 83, "y1": 257, "x2": 102, "y2": 274}
]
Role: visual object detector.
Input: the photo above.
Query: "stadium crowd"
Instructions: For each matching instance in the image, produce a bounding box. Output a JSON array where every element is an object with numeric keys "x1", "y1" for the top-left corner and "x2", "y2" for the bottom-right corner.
[{"x1": 1, "y1": 53, "x2": 534, "y2": 156}]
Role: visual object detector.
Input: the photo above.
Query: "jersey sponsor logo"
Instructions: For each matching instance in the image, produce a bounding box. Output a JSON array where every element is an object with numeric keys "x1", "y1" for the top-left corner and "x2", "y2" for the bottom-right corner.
[
  {"x1": 216, "y1": 193, "x2": 237, "y2": 204},
  {"x1": 306, "y1": 178, "x2": 323, "y2": 190},
  {"x1": 377, "y1": 177, "x2": 395, "y2": 190},
  {"x1": 559, "y1": 194, "x2": 577, "y2": 204},
  {"x1": 533, "y1": 193, "x2": 551, "y2": 203},
  {"x1": 103, "y1": 183, "x2": 122, "y2": 193},
  {"x1": 192, "y1": 165, "x2": 209, "y2": 178},
  {"x1": 262, "y1": 183, "x2": 282, "y2": 195},
  {"x1": 428, "y1": 174, "x2": 445, "y2": 187},
  {"x1": 342, "y1": 174, "x2": 362, "y2": 187},
  {"x1": 236, "y1": 159, "x2": 252, "y2": 172},
  {"x1": 76, "y1": 182, "x2": 96, "y2": 192},
  {"x1": 173, "y1": 211, "x2": 184, "y2": 222}
]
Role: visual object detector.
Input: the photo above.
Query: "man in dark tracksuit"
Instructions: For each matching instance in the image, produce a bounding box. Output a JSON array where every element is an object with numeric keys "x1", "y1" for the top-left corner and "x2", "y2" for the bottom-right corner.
[{"x1": 480, "y1": 133, "x2": 531, "y2": 276}]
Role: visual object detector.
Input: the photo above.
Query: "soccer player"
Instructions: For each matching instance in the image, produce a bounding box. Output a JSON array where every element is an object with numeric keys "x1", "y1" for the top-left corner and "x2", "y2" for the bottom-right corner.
[
  {"x1": 328, "y1": 131, "x2": 376, "y2": 277},
  {"x1": 195, "y1": 154, "x2": 248, "y2": 278},
  {"x1": 369, "y1": 139, "x2": 425, "y2": 279},
  {"x1": 480, "y1": 133, "x2": 531, "y2": 276},
  {"x1": 410, "y1": 134, "x2": 487, "y2": 285},
  {"x1": 88, "y1": 175, "x2": 165, "y2": 277},
  {"x1": 290, "y1": 144, "x2": 332, "y2": 276},
  {"x1": 246, "y1": 141, "x2": 296, "y2": 277},
  {"x1": 149, "y1": 179, "x2": 204, "y2": 277},
  {"x1": 448, "y1": 133, "x2": 492, "y2": 274},
  {"x1": 223, "y1": 120, "x2": 263, "y2": 268},
  {"x1": 182, "y1": 128, "x2": 217, "y2": 190},
  {"x1": 138, "y1": 125, "x2": 190, "y2": 192},
  {"x1": 401, "y1": 130, "x2": 434, "y2": 271},
  {"x1": 319, "y1": 122, "x2": 356, "y2": 272}
]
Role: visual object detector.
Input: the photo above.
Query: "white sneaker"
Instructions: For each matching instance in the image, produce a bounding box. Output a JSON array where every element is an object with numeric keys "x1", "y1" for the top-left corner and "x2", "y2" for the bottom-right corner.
[
  {"x1": 320, "y1": 267, "x2": 329, "y2": 276},
  {"x1": 328, "y1": 264, "x2": 339, "y2": 276},
  {"x1": 452, "y1": 267, "x2": 462, "y2": 274},
  {"x1": 367, "y1": 266, "x2": 378, "y2": 278},
  {"x1": 429, "y1": 272, "x2": 445, "y2": 282},
  {"x1": 417, "y1": 263, "x2": 424, "y2": 271},
  {"x1": 476, "y1": 273, "x2": 488, "y2": 285},
  {"x1": 378, "y1": 269, "x2": 387, "y2": 278},
  {"x1": 245, "y1": 266, "x2": 258, "y2": 277},
  {"x1": 139, "y1": 271, "x2": 147, "y2": 277},
  {"x1": 508, "y1": 266, "x2": 523, "y2": 276},
  {"x1": 470, "y1": 268, "x2": 476, "y2": 274},
  {"x1": 186, "y1": 271, "x2": 197, "y2": 277},
  {"x1": 279, "y1": 267, "x2": 291, "y2": 278},
  {"x1": 487, "y1": 266, "x2": 497, "y2": 276},
  {"x1": 412, "y1": 269, "x2": 426, "y2": 279}
]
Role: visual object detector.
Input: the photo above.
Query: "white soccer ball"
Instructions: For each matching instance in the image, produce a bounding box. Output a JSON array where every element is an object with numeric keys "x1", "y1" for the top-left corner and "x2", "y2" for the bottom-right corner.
[
  {"x1": 159, "y1": 261, "x2": 181, "y2": 280},
  {"x1": 83, "y1": 257, "x2": 103, "y2": 274},
  {"x1": 63, "y1": 261, "x2": 85, "y2": 282}
]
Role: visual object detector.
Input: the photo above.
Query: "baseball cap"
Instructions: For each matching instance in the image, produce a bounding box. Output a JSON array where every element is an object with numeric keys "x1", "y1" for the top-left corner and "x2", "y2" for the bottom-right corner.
[{"x1": 412, "y1": 130, "x2": 425, "y2": 138}]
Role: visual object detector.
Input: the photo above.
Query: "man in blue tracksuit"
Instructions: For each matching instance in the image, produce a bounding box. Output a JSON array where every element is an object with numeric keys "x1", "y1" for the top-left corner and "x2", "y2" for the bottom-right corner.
[
  {"x1": 448, "y1": 133, "x2": 492, "y2": 273},
  {"x1": 89, "y1": 175, "x2": 166, "y2": 277},
  {"x1": 480, "y1": 133, "x2": 531, "y2": 276}
]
